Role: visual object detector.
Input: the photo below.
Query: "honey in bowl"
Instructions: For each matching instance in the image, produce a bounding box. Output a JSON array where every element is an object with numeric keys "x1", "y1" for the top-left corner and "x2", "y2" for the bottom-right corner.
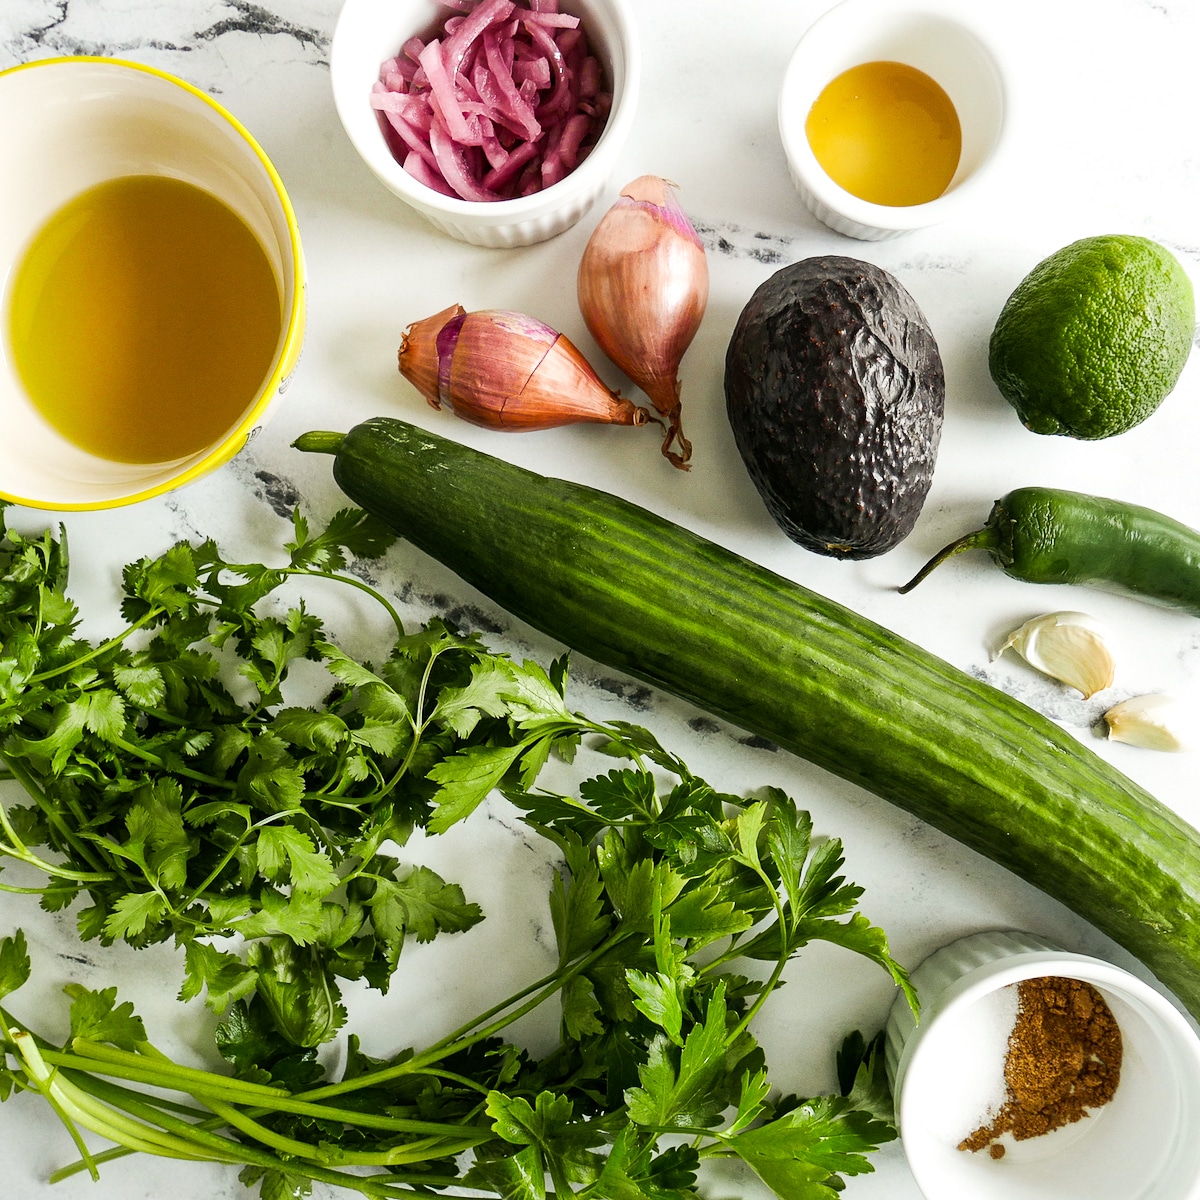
[
  {"x1": 805, "y1": 60, "x2": 962, "y2": 207},
  {"x1": 7, "y1": 174, "x2": 282, "y2": 465}
]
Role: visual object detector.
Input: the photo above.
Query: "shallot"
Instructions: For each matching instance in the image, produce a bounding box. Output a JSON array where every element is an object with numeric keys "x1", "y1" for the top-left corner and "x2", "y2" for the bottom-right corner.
[
  {"x1": 577, "y1": 175, "x2": 709, "y2": 469},
  {"x1": 371, "y1": 0, "x2": 612, "y2": 201},
  {"x1": 398, "y1": 304, "x2": 655, "y2": 432}
]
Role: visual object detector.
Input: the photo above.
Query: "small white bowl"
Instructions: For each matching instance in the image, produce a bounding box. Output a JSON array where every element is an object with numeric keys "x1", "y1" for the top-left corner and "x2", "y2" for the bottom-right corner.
[
  {"x1": 0, "y1": 57, "x2": 305, "y2": 511},
  {"x1": 330, "y1": 0, "x2": 640, "y2": 248},
  {"x1": 885, "y1": 930, "x2": 1200, "y2": 1200},
  {"x1": 778, "y1": 0, "x2": 1009, "y2": 240}
]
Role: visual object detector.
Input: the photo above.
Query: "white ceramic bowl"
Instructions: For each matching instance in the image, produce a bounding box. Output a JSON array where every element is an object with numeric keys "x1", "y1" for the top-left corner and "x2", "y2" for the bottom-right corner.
[
  {"x1": 0, "y1": 57, "x2": 305, "y2": 511},
  {"x1": 778, "y1": 0, "x2": 1009, "y2": 240},
  {"x1": 330, "y1": 0, "x2": 640, "y2": 248},
  {"x1": 885, "y1": 930, "x2": 1200, "y2": 1200}
]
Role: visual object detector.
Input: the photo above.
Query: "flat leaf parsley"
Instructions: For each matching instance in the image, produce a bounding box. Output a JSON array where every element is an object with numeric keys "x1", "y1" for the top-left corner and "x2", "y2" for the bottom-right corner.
[{"x1": 0, "y1": 508, "x2": 916, "y2": 1200}]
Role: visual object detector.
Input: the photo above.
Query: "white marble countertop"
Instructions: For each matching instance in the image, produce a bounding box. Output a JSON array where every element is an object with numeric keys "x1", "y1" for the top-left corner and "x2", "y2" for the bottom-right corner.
[{"x1": 4, "y1": 2, "x2": 1200, "y2": 1198}]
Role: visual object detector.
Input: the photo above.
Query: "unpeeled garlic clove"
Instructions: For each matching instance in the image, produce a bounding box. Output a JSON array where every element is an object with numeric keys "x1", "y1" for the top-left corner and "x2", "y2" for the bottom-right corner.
[
  {"x1": 996, "y1": 611, "x2": 1116, "y2": 699},
  {"x1": 1103, "y1": 694, "x2": 1195, "y2": 752}
]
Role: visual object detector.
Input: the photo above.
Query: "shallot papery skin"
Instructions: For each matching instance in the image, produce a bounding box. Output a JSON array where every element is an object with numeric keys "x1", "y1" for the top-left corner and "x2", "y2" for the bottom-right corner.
[
  {"x1": 398, "y1": 305, "x2": 654, "y2": 432},
  {"x1": 577, "y1": 175, "x2": 709, "y2": 469}
]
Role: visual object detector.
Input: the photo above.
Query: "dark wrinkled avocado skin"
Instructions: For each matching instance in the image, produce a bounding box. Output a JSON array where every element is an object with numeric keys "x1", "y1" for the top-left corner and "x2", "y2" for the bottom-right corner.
[{"x1": 724, "y1": 257, "x2": 945, "y2": 559}]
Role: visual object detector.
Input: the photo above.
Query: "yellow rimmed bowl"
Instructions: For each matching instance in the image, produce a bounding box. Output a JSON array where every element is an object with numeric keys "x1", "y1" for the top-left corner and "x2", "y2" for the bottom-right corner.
[{"x1": 0, "y1": 56, "x2": 305, "y2": 511}]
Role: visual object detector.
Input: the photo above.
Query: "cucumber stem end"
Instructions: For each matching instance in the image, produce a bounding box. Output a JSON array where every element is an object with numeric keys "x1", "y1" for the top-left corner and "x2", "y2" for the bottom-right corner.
[{"x1": 292, "y1": 431, "x2": 347, "y2": 456}]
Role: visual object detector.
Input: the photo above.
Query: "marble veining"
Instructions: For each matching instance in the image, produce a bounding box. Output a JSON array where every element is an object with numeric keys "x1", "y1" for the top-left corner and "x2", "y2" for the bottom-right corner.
[{"x1": 4, "y1": 2, "x2": 1200, "y2": 1198}]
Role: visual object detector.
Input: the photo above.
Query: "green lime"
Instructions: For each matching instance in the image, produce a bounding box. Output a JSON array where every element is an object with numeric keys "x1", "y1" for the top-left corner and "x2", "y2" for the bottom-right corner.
[{"x1": 988, "y1": 234, "x2": 1195, "y2": 440}]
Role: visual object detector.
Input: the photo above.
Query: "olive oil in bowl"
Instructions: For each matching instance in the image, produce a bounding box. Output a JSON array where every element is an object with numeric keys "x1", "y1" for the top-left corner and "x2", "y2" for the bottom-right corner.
[
  {"x1": 805, "y1": 60, "x2": 962, "y2": 207},
  {"x1": 7, "y1": 174, "x2": 283, "y2": 464}
]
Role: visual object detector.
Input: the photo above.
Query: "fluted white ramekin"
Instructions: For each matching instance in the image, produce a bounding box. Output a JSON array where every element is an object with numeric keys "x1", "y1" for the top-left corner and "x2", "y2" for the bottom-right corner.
[{"x1": 885, "y1": 929, "x2": 1200, "y2": 1200}]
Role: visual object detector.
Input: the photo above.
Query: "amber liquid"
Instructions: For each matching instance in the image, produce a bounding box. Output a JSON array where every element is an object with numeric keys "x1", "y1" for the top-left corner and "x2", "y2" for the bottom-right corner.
[
  {"x1": 805, "y1": 60, "x2": 962, "y2": 207},
  {"x1": 7, "y1": 174, "x2": 282, "y2": 464}
]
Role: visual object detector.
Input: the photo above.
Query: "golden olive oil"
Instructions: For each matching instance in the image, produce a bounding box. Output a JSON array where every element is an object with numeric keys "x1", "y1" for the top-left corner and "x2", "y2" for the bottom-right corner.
[
  {"x1": 805, "y1": 60, "x2": 962, "y2": 207},
  {"x1": 7, "y1": 174, "x2": 282, "y2": 464}
]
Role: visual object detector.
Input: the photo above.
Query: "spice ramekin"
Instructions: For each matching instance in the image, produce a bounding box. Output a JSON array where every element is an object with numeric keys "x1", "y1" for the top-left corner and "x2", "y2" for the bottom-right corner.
[{"x1": 885, "y1": 930, "x2": 1200, "y2": 1200}]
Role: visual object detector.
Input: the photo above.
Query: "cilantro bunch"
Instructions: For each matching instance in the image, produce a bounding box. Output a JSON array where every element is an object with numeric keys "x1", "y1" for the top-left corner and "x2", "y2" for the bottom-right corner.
[{"x1": 0, "y1": 507, "x2": 589, "y2": 1047}]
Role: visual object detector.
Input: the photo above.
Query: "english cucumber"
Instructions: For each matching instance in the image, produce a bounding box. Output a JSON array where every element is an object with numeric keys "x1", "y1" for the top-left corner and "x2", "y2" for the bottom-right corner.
[{"x1": 297, "y1": 419, "x2": 1200, "y2": 1017}]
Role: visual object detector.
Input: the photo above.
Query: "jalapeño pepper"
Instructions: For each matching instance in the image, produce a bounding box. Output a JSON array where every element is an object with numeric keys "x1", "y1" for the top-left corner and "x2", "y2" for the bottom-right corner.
[{"x1": 900, "y1": 486, "x2": 1200, "y2": 615}]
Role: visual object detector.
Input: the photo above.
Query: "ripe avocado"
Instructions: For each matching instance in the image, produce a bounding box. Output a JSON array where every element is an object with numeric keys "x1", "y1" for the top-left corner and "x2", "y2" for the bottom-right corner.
[{"x1": 724, "y1": 256, "x2": 944, "y2": 559}]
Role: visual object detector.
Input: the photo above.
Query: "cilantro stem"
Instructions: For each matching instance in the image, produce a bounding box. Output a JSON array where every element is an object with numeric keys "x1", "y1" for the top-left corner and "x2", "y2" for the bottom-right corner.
[
  {"x1": 0, "y1": 765, "x2": 116, "y2": 882},
  {"x1": 25, "y1": 607, "x2": 164, "y2": 685},
  {"x1": 177, "y1": 810, "x2": 295, "y2": 911},
  {"x1": 105, "y1": 734, "x2": 234, "y2": 790},
  {"x1": 273, "y1": 567, "x2": 405, "y2": 639}
]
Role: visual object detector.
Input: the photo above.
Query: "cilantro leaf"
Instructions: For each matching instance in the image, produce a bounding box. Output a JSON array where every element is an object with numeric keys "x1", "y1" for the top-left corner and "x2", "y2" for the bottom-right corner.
[
  {"x1": 180, "y1": 941, "x2": 260, "y2": 1013},
  {"x1": 102, "y1": 890, "x2": 169, "y2": 942},
  {"x1": 366, "y1": 864, "x2": 483, "y2": 970},
  {"x1": 436, "y1": 659, "x2": 524, "y2": 738},
  {"x1": 64, "y1": 982, "x2": 146, "y2": 1050},
  {"x1": 255, "y1": 825, "x2": 341, "y2": 896},
  {"x1": 284, "y1": 507, "x2": 395, "y2": 572},
  {"x1": 0, "y1": 930, "x2": 31, "y2": 1001}
]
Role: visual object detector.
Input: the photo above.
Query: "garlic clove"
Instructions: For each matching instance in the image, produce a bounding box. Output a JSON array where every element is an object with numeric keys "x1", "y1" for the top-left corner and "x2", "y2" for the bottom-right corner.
[
  {"x1": 996, "y1": 611, "x2": 1116, "y2": 698},
  {"x1": 1104, "y1": 694, "x2": 1195, "y2": 752}
]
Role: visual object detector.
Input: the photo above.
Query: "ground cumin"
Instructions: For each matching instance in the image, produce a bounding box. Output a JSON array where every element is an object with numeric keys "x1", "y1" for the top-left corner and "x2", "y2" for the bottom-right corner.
[{"x1": 959, "y1": 975, "x2": 1123, "y2": 1159}]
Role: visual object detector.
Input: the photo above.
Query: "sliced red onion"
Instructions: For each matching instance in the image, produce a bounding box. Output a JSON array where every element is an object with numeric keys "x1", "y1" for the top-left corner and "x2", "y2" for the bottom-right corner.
[
  {"x1": 520, "y1": 11, "x2": 579, "y2": 28},
  {"x1": 442, "y1": 0, "x2": 514, "y2": 78},
  {"x1": 482, "y1": 138, "x2": 538, "y2": 191},
  {"x1": 373, "y1": 0, "x2": 611, "y2": 203},
  {"x1": 404, "y1": 151, "x2": 458, "y2": 197}
]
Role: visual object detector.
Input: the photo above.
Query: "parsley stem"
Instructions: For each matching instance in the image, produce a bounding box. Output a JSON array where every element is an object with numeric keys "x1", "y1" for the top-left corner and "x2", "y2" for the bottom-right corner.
[
  {"x1": 57, "y1": 1040, "x2": 486, "y2": 1138},
  {"x1": 44, "y1": 1064, "x2": 441, "y2": 1197},
  {"x1": 52, "y1": 1069, "x2": 481, "y2": 1184},
  {"x1": 717, "y1": 874, "x2": 789, "y2": 1043},
  {"x1": 296, "y1": 930, "x2": 635, "y2": 1105},
  {"x1": 200, "y1": 1093, "x2": 486, "y2": 1167},
  {"x1": 423, "y1": 929, "x2": 634, "y2": 1055}
]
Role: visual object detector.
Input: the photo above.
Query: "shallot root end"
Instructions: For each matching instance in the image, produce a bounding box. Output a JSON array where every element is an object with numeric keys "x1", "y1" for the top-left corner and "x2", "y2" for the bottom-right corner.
[{"x1": 661, "y1": 409, "x2": 692, "y2": 471}]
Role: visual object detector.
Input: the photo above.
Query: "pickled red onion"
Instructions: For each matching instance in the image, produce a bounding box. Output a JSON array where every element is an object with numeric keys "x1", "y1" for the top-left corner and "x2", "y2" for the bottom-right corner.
[{"x1": 370, "y1": 0, "x2": 611, "y2": 202}]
